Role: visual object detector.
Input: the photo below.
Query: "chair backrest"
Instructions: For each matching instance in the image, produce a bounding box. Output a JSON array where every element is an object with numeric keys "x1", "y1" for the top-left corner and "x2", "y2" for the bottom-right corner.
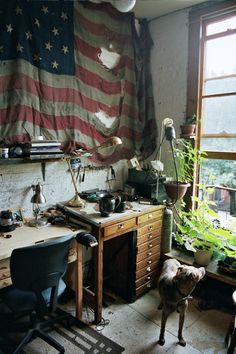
[{"x1": 10, "y1": 234, "x2": 73, "y2": 313}]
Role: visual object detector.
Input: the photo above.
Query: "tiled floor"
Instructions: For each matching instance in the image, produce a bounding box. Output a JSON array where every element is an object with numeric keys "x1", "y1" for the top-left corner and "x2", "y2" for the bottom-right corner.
[{"x1": 78, "y1": 288, "x2": 232, "y2": 354}]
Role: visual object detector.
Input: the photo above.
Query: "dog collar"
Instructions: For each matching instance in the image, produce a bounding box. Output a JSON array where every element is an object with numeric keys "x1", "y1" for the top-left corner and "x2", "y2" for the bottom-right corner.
[{"x1": 175, "y1": 285, "x2": 193, "y2": 300}]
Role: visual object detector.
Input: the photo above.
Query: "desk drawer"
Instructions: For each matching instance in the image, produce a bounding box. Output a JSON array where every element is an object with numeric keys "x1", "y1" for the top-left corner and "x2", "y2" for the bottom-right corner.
[
  {"x1": 137, "y1": 238, "x2": 160, "y2": 254},
  {"x1": 68, "y1": 239, "x2": 77, "y2": 263},
  {"x1": 0, "y1": 259, "x2": 10, "y2": 281},
  {"x1": 136, "y1": 277, "x2": 157, "y2": 297},
  {"x1": 0, "y1": 277, "x2": 12, "y2": 289},
  {"x1": 137, "y1": 210, "x2": 163, "y2": 225},
  {"x1": 136, "y1": 252, "x2": 160, "y2": 271},
  {"x1": 135, "y1": 270, "x2": 158, "y2": 288},
  {"x1": 136, "y1": 245, "x2": 160, "y2": 262},
  {"x1": 136, "y1": 261, "x2": 159, "y2": 280},
  {"x1": 137, "y1": 230, "x2": 161, "y2": 246},
  {"x1": 137, "y1": 220, "x2": 162, "y2": 237},
  {"x1": 103, "y1": 218, "x2": 136, "y2": 239}
]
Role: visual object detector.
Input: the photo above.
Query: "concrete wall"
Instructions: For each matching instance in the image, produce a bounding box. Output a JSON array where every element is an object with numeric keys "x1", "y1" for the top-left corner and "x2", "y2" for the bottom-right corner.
[{"x1": 0, "y1": 8, "x2": 190, "y2": 217}]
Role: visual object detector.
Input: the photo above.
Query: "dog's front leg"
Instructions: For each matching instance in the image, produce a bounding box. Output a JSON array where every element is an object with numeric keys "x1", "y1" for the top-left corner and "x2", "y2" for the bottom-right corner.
[
  {"x1": 158, "y1": 309, "x2": 170, "y2": 346},
  {"x1": 178, "y1": 304, "x2": 187, "y2": 346}
]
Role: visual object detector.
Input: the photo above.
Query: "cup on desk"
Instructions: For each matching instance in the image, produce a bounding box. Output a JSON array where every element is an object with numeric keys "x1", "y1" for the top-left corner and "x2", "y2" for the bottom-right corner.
[{"x1": 99, "y1": 194, "x2": 121, "y2": 217}]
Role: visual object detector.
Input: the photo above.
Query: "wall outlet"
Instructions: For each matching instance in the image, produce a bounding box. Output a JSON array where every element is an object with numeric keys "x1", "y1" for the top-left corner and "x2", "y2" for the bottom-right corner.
[{"x1": 127, "y1": 157, "x2": 141, "y2": 170}]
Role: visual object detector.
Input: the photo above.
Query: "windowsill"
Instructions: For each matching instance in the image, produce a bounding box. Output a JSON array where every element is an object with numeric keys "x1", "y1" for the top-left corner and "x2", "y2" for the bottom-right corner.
[{"x1": 164, "y1": 248, "x2": 236, "y2": 287}]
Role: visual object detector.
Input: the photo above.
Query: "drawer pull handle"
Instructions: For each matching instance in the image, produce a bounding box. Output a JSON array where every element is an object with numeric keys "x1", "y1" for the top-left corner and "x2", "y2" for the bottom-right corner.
[
  {"x1": 146, "y1": 283, "x2": 151, "y2": 288},
  {"x1": 147, "y1": 276, "x2": 151, "y2": 281},
  {"x1": 148, "y1": 234, "x2": 153, "y2": 239},
  {"x1": 118, "y1": 223, "x2": 124, "y2": 229},
  {"x1": 148, "y1": 226, "x2": 153, "y2": 231},
  {"x1": 148, "y1": 214, "x2": 153, "y2": 219},
  {"x1": 146, "y1": 266, "x2": 151, "y2": 272},
  {"x1": 147, "y1": 252, "x2": 152, "y2": 256},
  {"x1": 148, "y1": 244, "x2": 153, "y2": 248},
  {"x1": 147, "y1": 260, "x2": 152, "y2": 264}
]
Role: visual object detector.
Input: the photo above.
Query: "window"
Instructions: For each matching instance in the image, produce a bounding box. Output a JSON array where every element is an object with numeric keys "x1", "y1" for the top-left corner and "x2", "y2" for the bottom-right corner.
[{"x1": 187, "y1": 3, "x2": 236, "y2": 231}]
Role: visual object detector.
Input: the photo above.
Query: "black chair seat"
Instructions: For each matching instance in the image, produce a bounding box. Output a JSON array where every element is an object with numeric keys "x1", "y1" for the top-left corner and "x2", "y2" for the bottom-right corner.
[
  {"x1": 0, "y1": 279, "x2": 66, "y2": 313},
  {"x1": 0, "y1": 234, "x2": 74, "y2": 354}
]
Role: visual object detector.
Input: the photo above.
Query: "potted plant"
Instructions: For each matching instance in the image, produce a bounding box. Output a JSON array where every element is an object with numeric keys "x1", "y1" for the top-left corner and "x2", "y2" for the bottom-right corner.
[
  {"x1": 180, "y1": 114, "x2": 197, "y2": 138},
  {"x1": 174, "y1": 185, "x2": 235, "y2": 266},
  {"x1": 164, "y1": 139, "x2": 207, "y2": 202}
]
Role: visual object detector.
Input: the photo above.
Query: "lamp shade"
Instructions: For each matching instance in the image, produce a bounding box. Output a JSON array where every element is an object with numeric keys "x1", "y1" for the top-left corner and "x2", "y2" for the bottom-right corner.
[
  {"x1": 31, "y1": 183, "x2": 46, "y2": 204},
  {"x1": 111, "y1": 0, "x2": 136, "y2": 12}
]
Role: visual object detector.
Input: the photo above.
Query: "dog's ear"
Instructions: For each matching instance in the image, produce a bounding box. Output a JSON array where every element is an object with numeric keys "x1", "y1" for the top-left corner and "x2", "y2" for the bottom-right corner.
[
  {"x1": 173, "y1": 266, "x2": 184, "y2": 283},
  {"x1": 188, "y1": 273, "x2": 194, "y2": 281},
  {"x1": 177, "y1": 266, "x2": 184, "y2": 273}
]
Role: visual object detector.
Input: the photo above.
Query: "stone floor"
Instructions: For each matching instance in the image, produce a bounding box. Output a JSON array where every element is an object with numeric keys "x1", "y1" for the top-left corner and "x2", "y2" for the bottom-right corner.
[{"x1": 62, "y1": 287, "x2": 232, "y2": 354}]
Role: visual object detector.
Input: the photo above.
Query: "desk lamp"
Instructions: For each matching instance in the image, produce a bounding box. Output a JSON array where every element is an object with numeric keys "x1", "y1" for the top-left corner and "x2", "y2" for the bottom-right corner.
[
  {"x1": 66, "y1": 136, "x2": 122, "y2": 207},
  {"x1": 29, "y1": 183, "x2": 47, "y2": 227}
]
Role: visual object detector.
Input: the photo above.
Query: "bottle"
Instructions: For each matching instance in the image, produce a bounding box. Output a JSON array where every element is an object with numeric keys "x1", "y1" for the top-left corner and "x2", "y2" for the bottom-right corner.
[{"x1": 162, "y1": 207, "x2": 173, "y2": 253}]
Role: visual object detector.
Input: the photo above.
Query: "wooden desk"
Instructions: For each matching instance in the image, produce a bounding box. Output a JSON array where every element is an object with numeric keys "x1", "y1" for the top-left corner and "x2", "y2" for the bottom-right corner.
[
  {"x1": 0, "y1": 223, "x2": 88, "y2": 319},
  {"x1": 164, "y1": 248, "x2": 236, "y2": 287},
  {"x1": 59, "y1": 202, "x2": 164, "y2": 324}
]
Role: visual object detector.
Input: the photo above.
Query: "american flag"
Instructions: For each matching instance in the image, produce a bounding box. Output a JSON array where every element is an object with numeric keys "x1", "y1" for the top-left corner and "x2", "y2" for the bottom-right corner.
[
  {"x1": 0, "y1": 1, "x2": 74, "y2": 75},
  {"x1": 0, "y1": 1, "x2": 157, "y2": 164}
]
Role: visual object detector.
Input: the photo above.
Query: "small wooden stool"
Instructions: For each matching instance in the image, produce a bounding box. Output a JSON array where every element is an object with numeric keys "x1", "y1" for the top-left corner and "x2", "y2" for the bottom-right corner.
[{"x1": 225, "y1": 290, "x2": 236, "y2": 354}]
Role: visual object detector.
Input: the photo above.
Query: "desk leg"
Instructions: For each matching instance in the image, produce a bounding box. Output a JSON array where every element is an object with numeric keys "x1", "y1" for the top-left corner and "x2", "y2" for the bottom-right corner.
[
  {"x1": 229, "y1": 191, "x2": 236, "y2": 216},
  {"x1": 94, "y1": 232, "x2": 103, "y2": 324},
  {"x1": 75, "y1": 243, "x2": 83, "y2": 321}
]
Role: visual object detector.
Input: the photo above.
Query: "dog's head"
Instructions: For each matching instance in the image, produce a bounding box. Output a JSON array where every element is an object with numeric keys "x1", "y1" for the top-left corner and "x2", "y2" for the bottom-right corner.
[{"x1": 173, "y1": 265, "x2": 205, "y2": 296}]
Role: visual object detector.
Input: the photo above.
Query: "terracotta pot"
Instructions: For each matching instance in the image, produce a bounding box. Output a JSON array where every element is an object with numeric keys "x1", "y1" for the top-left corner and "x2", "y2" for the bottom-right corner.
[
  {"x1": 163, "y1": 181, "x2": 190, "y2": 201},
  {"x1": 194, "y1": 249, "x2": 212, "y2": 266},
  {"x1": 180, "y1": 124, "x2": 196, "y2": 137}
]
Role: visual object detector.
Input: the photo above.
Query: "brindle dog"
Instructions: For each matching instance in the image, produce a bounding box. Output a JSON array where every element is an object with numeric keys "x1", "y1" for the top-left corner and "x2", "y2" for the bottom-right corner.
[{"x1": 158, "y1": 259, "x2": 205, "y2": 346}]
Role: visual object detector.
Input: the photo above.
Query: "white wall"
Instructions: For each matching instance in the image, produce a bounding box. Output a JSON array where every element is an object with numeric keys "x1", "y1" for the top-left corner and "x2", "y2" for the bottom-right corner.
[
  {"x1": 0, "y1": 159, "x2": 126, "y2": 218},
  {"x1": 149, "y1": 9, "x2": 189, "y2": 175},
  {"x1": 0, "y1": 8, "x2": 190, "y2": 217}
]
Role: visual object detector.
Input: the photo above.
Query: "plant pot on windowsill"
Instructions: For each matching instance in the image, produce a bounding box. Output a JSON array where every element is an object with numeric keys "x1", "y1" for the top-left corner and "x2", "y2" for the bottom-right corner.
[
  {"x1": 193, "y1": 240, "x2": 213, "y2": 266},
  {"x1": 180, "y1": 114, "x2": 197, "y2": 138},
  {"x1": 180, "y1": 124, "x2": 196, "y2": 138},
  {"x1": 163, "y1": 181, "x2": 191, "y2": 201}
]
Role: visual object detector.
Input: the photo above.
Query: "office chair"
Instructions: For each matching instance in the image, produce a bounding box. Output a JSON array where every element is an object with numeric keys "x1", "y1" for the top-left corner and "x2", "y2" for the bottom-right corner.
[
  {"x1": 225, "y1": 290, "x2": 236, "y2": 354},
  {"x1": 0, "y1": 234, "x2": 74, "y2": 354}
]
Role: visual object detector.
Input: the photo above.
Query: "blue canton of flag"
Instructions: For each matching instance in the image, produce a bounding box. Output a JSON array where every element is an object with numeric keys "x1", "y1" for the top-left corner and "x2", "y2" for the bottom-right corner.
[{"x1": 0, "y1": 0, "x2": 74, "y2": 75}]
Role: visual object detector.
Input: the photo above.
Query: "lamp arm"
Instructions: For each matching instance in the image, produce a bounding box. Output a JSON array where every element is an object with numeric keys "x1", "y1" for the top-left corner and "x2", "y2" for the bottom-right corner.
[{"x1": 67, "y1": 159, "x2": 80, "y2": 196}]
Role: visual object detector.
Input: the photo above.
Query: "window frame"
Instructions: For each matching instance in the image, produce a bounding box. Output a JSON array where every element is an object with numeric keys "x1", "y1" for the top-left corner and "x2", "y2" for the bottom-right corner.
[
  {"x1": 187, "y1": 2, "x2": 236, "y2": 159},
  {"x1": 186, "y1": 1, "x2": 236, "y2": 205}
]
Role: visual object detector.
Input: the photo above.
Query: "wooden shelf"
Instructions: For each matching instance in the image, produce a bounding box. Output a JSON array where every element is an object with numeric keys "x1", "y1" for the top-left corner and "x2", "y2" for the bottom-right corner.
[{"x1": 0, "y1": 156, "x2": 65, "y2": 165}]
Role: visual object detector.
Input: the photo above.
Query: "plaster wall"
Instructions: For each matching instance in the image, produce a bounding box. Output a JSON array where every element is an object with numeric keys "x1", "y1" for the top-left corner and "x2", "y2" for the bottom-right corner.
[
  {"x1": 0, "y1": 8, "x2": 190, "y2": 217},
  {"x1": 149, "y1": 9, "x2": 189, "y2": 176}
]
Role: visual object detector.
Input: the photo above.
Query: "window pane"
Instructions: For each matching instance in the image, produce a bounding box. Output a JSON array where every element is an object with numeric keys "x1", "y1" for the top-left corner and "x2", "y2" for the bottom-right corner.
[
  {"x1": 206, "y1": 15, "x2": 236, "y2": 36},
  {"x1": 202, "y1": 96, "x2": 236, "y2": 134},
  {"x1": 204, "y1": 76, "x2": 236, "y2": 95},
  {"x1": 201, "y1": 137, "x2": 236, "y2": 152},
  {"x1": 204, "y1": 34, "x2": 236, "y2": 80},
  {"x1": 200, "y1": 159, "x2": 236, "y2": 232}
]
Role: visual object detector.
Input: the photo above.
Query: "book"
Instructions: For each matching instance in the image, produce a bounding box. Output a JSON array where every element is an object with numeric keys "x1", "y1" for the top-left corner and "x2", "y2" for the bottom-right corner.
[
  {"x1": 30, "y1": 150, "x2": 63, "y2": 154},
  {"x1": 31, "y1": 140, "x2": 61, "y2": 147},
  {"x1": 30, "y1": 147, "x2": 63, "y2": 153},
  {"x1": 28, "y1": 154, "x2": 64, "y2": 160}
]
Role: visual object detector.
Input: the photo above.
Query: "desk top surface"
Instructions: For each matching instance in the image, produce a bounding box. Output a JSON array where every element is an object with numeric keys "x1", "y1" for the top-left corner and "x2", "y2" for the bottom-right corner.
[
  {"x1": 0, "y1": 224, "x2": 80, "y2": 260},
  {"x1": 58, "y1": 201, "x2": 164, "y2": 227}
]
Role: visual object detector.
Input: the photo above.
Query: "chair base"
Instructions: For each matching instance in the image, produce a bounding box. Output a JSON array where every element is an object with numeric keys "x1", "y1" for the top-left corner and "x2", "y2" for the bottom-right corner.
[{"x1": 0, "y1": 308, "x2": 73, "y2": 354}]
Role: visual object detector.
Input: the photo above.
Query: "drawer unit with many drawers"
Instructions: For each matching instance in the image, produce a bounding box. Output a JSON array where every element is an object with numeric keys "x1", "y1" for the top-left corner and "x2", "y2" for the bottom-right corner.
[{"x1": 135, "y1": 208, "x2": 163, "y2": 298}]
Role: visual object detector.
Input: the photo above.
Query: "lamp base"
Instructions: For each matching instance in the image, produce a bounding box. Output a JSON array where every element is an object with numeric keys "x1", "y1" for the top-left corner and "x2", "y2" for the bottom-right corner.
[
  {"x1": 66, "y1": 194, "x2": 85, "y2": 208},
  {"x1": 28, "y1": 218, "x2": 48, "y2": 227}
]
